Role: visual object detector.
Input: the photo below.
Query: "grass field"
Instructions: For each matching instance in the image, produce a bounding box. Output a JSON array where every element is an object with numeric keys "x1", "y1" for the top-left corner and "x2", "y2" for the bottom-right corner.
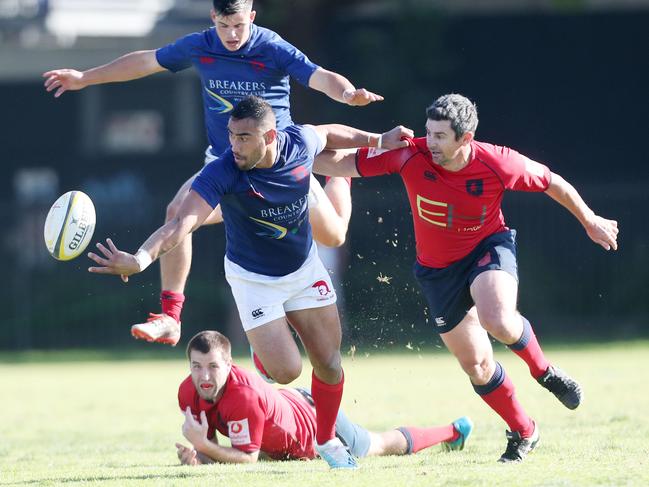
[{"x1": 1, "y1": 341, "x2": 648, "y2": 486}]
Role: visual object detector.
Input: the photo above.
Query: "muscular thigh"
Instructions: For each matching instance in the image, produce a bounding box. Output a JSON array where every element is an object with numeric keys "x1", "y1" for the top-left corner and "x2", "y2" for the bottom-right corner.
[
  {"x1": 246, "y1": 317, "x2": 302, "y2": 377},
  {"x1": 440, "y1": 307, "x2": 494, "y2": 374},
  {"x1": 287, "y1": 304, "x2": 342, "y2": 366}
]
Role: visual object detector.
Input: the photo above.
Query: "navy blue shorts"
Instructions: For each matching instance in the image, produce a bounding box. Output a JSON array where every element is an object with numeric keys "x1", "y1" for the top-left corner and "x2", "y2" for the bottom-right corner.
[
  {"x1": 413, "y1": 229, "x2": 518, "y2": 334},
  {"x1": 295, "y1": 388, "x2": 371, "y2": 458}
]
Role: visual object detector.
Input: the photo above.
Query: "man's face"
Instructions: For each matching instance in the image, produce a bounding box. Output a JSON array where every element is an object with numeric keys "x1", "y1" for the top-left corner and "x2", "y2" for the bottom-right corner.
[
  {"x1": 425, "y1": 119, "x2": 471, "y2": 167},
  {"x1": 189, "y1": 349, "x2": 232, "y2": 402},
  {"x1": 228, "y1": 117, "x2": 272, "y2": 171},
  {"x1": 211, "y1": 9, "x2": 256, "y2": 51}
]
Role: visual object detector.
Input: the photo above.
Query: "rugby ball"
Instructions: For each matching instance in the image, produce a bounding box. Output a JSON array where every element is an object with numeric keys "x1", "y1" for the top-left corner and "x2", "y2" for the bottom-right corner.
[{"x1": 44, "y1": 190, "x2": 96, "y2": 261}]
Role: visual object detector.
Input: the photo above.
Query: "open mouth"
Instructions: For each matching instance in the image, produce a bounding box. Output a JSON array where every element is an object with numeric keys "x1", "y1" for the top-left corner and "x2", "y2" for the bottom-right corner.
[{"x1": 200, "y1": 383, "x2": 214, "y2": 390}]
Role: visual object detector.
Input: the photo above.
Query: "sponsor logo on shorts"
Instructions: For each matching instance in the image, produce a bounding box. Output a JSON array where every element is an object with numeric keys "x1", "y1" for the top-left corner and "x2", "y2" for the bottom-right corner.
[
  {"x1": 228, "y1": 418, "x2": 252, "y2": 445},
  {"x1": 312, "y1": 280, "x2": 334, "y2": 301},
  {"x1": 435, "y1": 317, "x2": 446, "y2": 327},
  {"x1": 251, "y1": 308, "x2": 264, "y2": 319}
]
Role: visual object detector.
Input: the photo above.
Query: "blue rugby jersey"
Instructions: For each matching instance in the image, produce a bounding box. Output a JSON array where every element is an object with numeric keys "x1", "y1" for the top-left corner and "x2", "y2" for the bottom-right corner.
[
  {"x1": 191, "y1": 125, "x2": 323, "y2": 276},
  {"x1": 156, "y1": 24, "x2": 319, "y2": 155}
]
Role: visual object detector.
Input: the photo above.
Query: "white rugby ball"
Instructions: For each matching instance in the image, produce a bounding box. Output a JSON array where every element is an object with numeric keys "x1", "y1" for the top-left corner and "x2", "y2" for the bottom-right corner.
[{"x1": 44, "y1": 190, "x2": 96, "y2": 261}]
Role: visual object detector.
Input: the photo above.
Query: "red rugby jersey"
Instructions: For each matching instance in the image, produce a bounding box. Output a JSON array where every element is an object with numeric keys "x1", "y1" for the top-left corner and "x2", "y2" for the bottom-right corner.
[
  {"x1": 356, "y1": 137, "x2": 551, "y2": 268},
  {"x1": 178, "y1": 365, "x2": 317, "y2": 460}
]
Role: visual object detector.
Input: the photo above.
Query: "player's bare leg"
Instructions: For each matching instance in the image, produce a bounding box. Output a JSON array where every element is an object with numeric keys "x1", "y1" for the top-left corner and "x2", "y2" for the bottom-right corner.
[
  {"x1": 131, "y1": 173, "x2": 222, "y2": 346},
  {"x1": 287, "y1": 304, "x2": 357, "y2": 469},
  {"x1": 368, "y1": 416, "x2": 473, "y2": 456},
  {"x1": 309, "y1": 175, "x2": 351, "y2": 248},
  {"x1": 471, "y1": 270, "x2": 582, "y2": 409},
  {"x1": 245, "y1": 317, "x2": 303, "y2": 384},
  {"x1": 441, "y1": 308, "x2": 538, "y2": 462}
]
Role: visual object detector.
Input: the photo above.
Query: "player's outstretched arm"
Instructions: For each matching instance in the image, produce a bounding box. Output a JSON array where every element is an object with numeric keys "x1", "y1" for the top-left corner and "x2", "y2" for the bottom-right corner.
[
  {"x1": 308, "y1": 67, "x2": 384, "y2": 106},
  {"x1": 310, "y1": 124, "x2": 413, "y2": 151},
  {"x1": 87, "y1": 190, "x2": 213, "y2": 280},
  {"x1": 43, "y1": 50, "x2": 165, "y2": 98},
  {"x1": 314, "y1": 149, "x2": 359, "y2": 178},
  {"x1": 181, "y1": 408, "x2": 259, "y2": 464},
  {"x1": 544, "y1": 171, "x2": 619, "y2": 250}
]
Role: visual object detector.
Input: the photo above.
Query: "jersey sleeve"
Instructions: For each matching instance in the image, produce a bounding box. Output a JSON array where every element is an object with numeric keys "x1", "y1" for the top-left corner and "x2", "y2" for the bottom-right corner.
[
  {"x1": 489, "y1": 145, "x2": 551, "y2": 192},
  {"x1": 220, "y1": 387, "x2": 266, "y2": 453},
  {"x1": 299, "y1": 125, "x2": 325, "y2": 157},
  {"x1": 356, "y1": 141, "x2": 418, "y2": 177},
  {"x1": 271, "y1": 39, "x2": 320, "y2": 87},
  {"x1": 156, "y1": 32, "x2": 202, "y2": 72},
  {"x1": 191, "y1": 156, "x2": 239, "y2": 208}
]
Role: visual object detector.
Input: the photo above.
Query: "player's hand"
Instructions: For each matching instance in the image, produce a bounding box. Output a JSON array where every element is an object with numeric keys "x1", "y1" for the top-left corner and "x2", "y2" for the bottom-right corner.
[
  {"x1": 342, "y1": 88, "x2": 384, "y2": 106},
  {"x1": 42, "y1": 69, "x2": 87, "y2": 98},
  {"x1": 87, "y1": 238, "x2": 140, "y2": 282},
  {"x1": 175, "y1": 442, "x2": 200, "y2": 466},
  {"x1": 585, "y1": 215, "x2": 619, "y2": 251},
  {"x1": 381, "y1": 125, "x2": 415, "y2": 149},
  {"x1": 182, "y1": 407, "x2": 210, "y2": 450}
]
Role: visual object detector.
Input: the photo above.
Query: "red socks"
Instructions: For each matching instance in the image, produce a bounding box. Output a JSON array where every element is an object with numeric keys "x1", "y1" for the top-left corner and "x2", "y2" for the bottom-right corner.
[
  {"x1": 397, "y1": 425, "x2": 457, "y2": 454},
  {"x1": 160, "y1": 290, "x2": 185, "y2": 323},
  {"x1": 311, "y1": 370, "x2": 344, "y2": 445},
  {"x1": 474, "y1": 362, "x2": 535, "y2": 437},
  {"x1": 508, "y1": 316, "x2": 551, "y2": 379}
]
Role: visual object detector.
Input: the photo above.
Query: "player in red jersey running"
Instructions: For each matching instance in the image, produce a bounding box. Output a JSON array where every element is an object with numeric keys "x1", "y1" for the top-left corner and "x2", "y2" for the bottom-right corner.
[
  {"x1": 314, "y1": 93, "x2": 619, "y2": 462},
  {"x1": 175, "y1": 330, "x2": 473, "y2": 465}
]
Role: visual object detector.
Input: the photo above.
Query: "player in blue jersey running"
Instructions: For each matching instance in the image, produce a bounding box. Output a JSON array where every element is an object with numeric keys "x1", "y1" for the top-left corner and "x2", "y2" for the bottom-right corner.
[
  {"x1": 43, "y1": 0, "x2": 383, "y2": 346},
  {"x1": 87, "y1": 96, "x2": 411, "y2": 469}
]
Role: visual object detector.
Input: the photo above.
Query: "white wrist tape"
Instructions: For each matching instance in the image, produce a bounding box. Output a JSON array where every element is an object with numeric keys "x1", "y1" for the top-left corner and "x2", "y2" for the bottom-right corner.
[
  {"x1": 377, "y1": 134, "x2": 383, "y2": 149},
  {"x1": 134, "y1": 249, "x2": 153, "y2": 272}
]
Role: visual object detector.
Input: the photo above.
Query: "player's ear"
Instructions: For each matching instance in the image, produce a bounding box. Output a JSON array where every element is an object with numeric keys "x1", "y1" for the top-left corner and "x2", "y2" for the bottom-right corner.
[
  {"x1": 250, "y1": 10, "x2": 256, "y2": 23},
  {"x1": 263, "y1": 128, "x2": 277, "y2": 145},
  {"x1": 210, "y1": 9, "x2": 217, "y2": 24},
  {"x1": 461, "y1": 131, "x2": 474, "y2": 146}
]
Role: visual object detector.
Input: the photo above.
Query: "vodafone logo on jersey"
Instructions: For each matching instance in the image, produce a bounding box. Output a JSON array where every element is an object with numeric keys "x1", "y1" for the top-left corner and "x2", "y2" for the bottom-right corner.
[{"x1": 228, "y1": 418, "x2": 251, "y2": 445}]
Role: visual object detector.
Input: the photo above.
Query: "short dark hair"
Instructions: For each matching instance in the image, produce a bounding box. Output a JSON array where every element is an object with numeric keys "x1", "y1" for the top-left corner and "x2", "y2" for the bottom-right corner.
[
  {"x1": 230, "y1": 95, "x2": 275, "y2": 126},
  {"x1": 426, "y1": 94, "x2": 479, "y2": 140},
  {"x1": 212, "y1": 0, "x2": 253, "y2": 16},
  {"x1": 186, "y1": 330, "x2": 232, "y2": 360}
]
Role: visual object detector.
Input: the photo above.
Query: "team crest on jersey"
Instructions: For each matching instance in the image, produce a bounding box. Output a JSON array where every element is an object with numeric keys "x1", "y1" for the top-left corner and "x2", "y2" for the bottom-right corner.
[
  {"x1": 466, "y1": 179, "x2": 484, "y2": 197},
  {"x1": 228, "y1": 418, "x2": 251, "y2": 445}
]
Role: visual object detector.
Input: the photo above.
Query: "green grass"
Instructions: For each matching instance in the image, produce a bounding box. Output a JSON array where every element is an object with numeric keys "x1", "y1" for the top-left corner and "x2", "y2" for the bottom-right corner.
[{"x1": 1, "y1": 341, "x2": 648, "y2": 486}]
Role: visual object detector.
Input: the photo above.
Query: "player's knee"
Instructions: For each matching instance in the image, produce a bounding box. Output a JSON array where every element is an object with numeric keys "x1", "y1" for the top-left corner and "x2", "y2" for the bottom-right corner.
[
  {"x1": 166, "y1": 197, "x2": 182, "y2": 222},
  {"x1": 268, "y1": 360, "x2": 302, "y2": 385},
  {"x1": 311, "y1": 351, "x2": 342, "y2": 380},
  {"x1": 479, "y1": 308, "x2": 516, "y2": 337},
  {"x1": 461, "y1": 358, "x2": 494, "y2": 384}
]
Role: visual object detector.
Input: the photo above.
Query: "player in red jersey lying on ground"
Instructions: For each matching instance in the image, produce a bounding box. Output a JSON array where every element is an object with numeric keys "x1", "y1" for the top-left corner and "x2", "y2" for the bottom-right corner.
[{"x1": 175, "y1": 330, "x2": 473, "y2": 465}]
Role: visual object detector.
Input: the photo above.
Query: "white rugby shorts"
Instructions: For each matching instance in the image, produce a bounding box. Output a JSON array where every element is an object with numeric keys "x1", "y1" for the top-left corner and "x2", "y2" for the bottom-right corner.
[{"x1": 224, "y1": 244, "x2": 337, "y2": 331}]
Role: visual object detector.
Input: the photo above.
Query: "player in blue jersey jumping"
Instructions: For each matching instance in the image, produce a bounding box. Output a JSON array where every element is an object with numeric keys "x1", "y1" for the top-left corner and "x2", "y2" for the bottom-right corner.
[
  {"x1": 43, "y1": 0, "x2": 383, "y2": 346},
  {"x1": 87, "y1": 96, "x2": 411, "y2": 468}
]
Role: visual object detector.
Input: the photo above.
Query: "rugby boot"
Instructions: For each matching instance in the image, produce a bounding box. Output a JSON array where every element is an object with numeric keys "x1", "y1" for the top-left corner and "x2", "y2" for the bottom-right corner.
[
  {"x1": 498, "y1": 422, "x2": 540, "y2": 463},
  {"x1": 315, "y1": 437, "x2": 359, "y2": 469},
  {"x1": 131, "y1": 313, "x2": 180, "y2": 346},
  {"x1": 250, "y1": 347, "x2": 276, "y2": 384},
  {"x1": 537, "y1": 365, "x2": 583, "y2": 410},
  {"x1": 442, "y1": 416, "x2": 474, "y2": 451}
]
